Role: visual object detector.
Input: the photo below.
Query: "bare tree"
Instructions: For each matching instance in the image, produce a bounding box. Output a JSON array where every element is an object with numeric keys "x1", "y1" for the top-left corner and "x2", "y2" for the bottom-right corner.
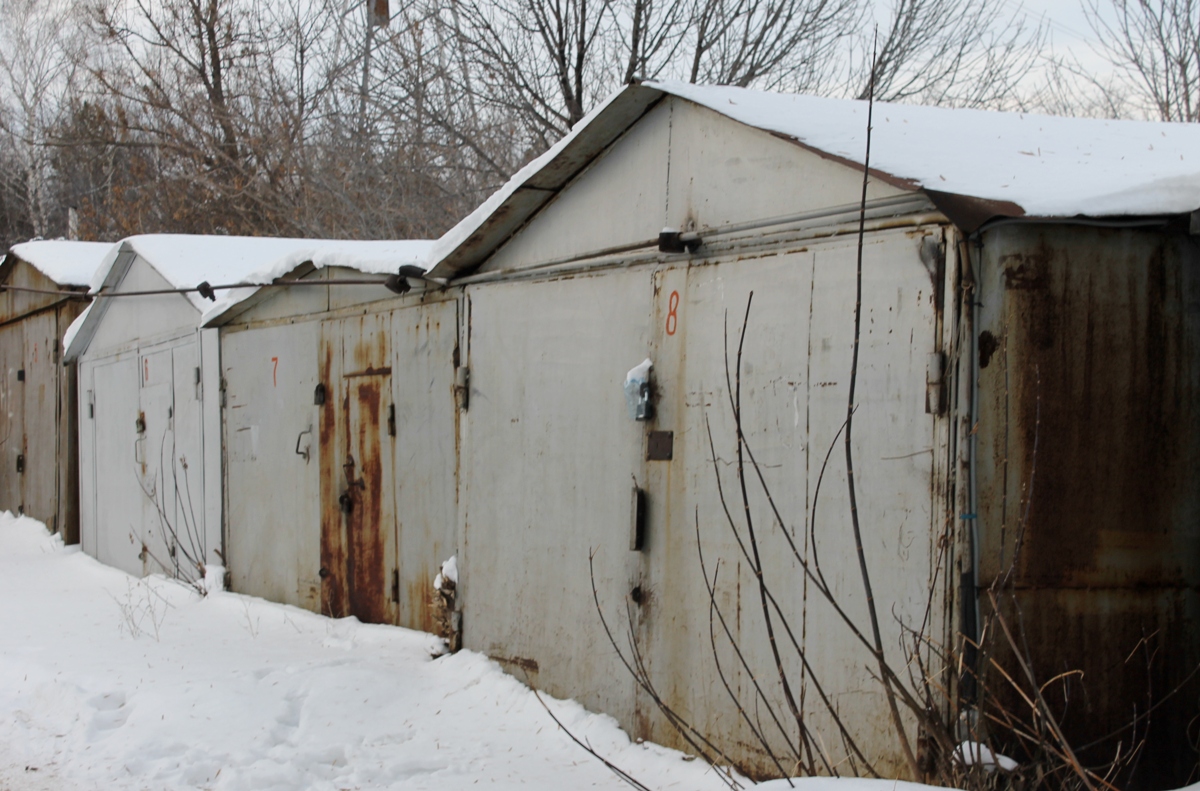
[
  {"x1": 1083, "y1": 0, "x2": 1200, "y2": 121},
  {"x1": 854, "y1": 0, "x2": 1047, "y2": 108},
  {"x1": 0, "y1": 0, "x2": 83, "y2": 239},
  {"x1": 685, "y1": 0, "x2": 857, "y2": 89}
]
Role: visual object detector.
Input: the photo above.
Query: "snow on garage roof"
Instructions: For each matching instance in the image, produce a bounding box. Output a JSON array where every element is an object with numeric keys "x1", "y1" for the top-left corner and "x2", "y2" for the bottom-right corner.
[
  {"x1": 6, "y1": 240, "x2": 115, "y2": 287},
  {"x1": 65, "y1": 235, "x2": 433, "y2": 359},
  {"x1": 656, "y1": 80, "x2": 1200, "y2": 218},
  {"x1": 201, "y1": 238, "x2": 435, "y2": 325},
  {"x1": 428, "y1": 81, "x2": 1200, "y2": 278}
]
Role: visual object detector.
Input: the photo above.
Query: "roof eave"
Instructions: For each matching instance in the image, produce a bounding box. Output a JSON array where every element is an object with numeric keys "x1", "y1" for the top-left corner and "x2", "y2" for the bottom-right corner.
[
  {"x1": 63, "y1": 243, "x2": 137, "y2": 361},
  {"x1": 429, "y1": 84, "x2": 667, "y2": 280}
]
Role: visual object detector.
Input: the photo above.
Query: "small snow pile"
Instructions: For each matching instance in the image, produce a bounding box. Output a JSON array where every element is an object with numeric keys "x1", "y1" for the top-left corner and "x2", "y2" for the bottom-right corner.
[
  {"x1": 202, "y1": 564, "x2": 226, "y2": 596},
  {"x1": 955, "y1": 740, "x2": 1019, "y2": 772},
  {"x1": 432, "y1": 554, "x2": 459, "y2": 648},
  {"x1": 433, "y1": 554, "x2": 458, "y2": 590},
  {"x1": 0, "y1": 510, "x2": 63, "y2": 554}
]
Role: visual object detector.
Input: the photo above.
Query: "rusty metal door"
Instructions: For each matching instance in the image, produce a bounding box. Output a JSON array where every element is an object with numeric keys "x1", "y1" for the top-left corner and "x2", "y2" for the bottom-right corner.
[{"x1": 320, "y1": 313, "x2": 398, "y2": 624}]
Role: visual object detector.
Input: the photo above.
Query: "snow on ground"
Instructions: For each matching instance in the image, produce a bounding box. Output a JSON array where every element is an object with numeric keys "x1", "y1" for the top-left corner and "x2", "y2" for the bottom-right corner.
[{"x1": 0, "y1": 512, "x2": 733, "y2": 791}]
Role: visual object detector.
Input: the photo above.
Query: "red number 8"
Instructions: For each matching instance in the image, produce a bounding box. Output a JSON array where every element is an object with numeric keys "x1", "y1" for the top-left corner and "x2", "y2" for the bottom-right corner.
[{"x1": 665, "y1": 290, "x2": 680, "y2": 336}]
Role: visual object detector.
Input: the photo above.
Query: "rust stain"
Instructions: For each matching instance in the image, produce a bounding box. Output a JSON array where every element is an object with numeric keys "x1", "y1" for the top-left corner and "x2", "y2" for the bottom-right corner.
[
  {"x1": 491, "y1": 655, "x2": 539, "y2": 674},
  {"x1": 322, "y1": 319, "x2": 398, "y2": 626},
  {"x1": 978, "y1": 227, "x2": 1200, "y2": 788},
  {"x1": 318, "y1": 331, "x2": 346, "y2": 619},
  {"x1": 344, "y1": 377, "x2": 391, "y2": 625},
  {"x1": 406, "y1": 571, "x2": 436, "y2": 634}
]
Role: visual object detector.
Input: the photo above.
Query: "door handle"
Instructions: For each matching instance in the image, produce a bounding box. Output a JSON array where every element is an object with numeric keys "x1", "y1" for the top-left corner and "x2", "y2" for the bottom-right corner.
[{"x1": 295, "y1": 427, "x2": 312, "y2": 462}]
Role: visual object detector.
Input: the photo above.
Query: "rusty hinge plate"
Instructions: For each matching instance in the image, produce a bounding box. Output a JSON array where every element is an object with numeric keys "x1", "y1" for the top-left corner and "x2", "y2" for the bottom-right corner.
[{"x1": 647, "y1": 431, "x2": 673, "y2": 461}]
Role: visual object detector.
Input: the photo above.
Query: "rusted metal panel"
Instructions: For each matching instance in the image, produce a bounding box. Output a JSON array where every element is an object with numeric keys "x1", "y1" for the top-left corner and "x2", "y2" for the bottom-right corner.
[
  {"x1": 976, "y1": 223, "x2": 1200, "y2": 789},
  {"x1": 320, "y1": 312, "x2": 398, "y2": 624},
  {"x1": 311, "y1": 299, "x2": 460, "y2": 628}
]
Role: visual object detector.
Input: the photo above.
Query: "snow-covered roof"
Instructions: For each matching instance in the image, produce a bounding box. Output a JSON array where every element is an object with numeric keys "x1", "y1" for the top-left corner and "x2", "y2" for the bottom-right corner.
[
  {"x1": 65, "y1": 235, "x2": 433, "y2": 359},
  {"x1": 6, "y1": 240, "x2": 114, "y2": 287},
  {"x1": 657, "y1": 80, "x2": 1200, "y2": 218},
  {"x1": 201, "y1": 239, "x2": 434, "y2": 325},
  {"x1": 429, "y1": 81, "x2": 1200, "y2": 278}
]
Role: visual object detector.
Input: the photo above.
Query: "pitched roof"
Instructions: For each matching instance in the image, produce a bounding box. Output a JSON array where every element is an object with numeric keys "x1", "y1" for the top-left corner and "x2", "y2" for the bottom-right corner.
[
  {"x1": 6, "y1": 240, "x2": 114, "y2": 287},
  {"x1": 428, "y1": 81, "x2": 1200, "y2": 279},
  {"x1": 65, "y1": 235, "x2": 433, "y2": 359},
  {"x1": 200, "y1": 239, "x2": 434, "y2": 325}
]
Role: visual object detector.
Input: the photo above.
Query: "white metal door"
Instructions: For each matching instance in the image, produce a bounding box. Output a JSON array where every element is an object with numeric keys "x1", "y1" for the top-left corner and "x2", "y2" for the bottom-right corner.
[
  {"x1": 391, "y1": 299, "x2": 458, "y2": 633},
  {"x1": 91, "y1": 356, "x2": 142, "y2": 576},
  {"x1": 171, "y1": 342, "x2": 208, "y2": 576}
]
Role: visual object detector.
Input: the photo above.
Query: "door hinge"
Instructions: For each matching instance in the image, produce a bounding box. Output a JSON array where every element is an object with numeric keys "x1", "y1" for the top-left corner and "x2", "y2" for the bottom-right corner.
[
  {"x1": 387, "y1": 404, "x2": 396, "y2": 436},
  {"x1": 16, "y1": 454, "x2": 25, "y2": 474},
  {"x1": 454, "y1": 366, "x2": 469, "y2": 411},
  {"x1": 391, "y1": 569, "x2": 400, "y2": 603}
]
